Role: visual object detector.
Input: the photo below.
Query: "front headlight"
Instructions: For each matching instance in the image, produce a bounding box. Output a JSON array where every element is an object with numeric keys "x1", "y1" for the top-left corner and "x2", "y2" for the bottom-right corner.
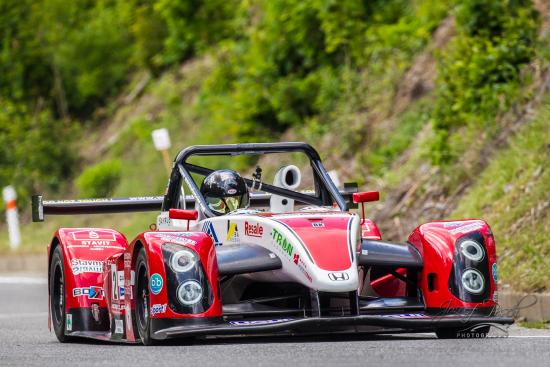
[
  {"x1": 177, "y1": 280, "x2": 203, "y2": 305},
  {"x1": 169, "y1": 247, "x2": 197, "y2": 273},
  {"x1": 460, "y1": 240, "x2": 485, "y2": 262},
  {"x1": 461, "y1": 269, "x2": 485, "y2": 294}
]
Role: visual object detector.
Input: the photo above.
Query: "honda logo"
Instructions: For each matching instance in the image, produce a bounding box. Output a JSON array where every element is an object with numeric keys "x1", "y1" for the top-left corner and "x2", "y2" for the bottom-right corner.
[{"x1": 328, "y1": 272, "x2": 349, "y2": 281}]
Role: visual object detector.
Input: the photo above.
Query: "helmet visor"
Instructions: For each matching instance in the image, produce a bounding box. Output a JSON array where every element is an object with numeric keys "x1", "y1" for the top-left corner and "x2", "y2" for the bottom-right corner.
[{"x1": 205, "y1": 194, "x2": 249, "y2": 215}]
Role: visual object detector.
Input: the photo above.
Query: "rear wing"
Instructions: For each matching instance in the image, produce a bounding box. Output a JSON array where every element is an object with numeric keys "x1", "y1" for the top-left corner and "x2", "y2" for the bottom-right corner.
[{"x1": 32, "y1": 183, "x2": 357, "y2": 222}]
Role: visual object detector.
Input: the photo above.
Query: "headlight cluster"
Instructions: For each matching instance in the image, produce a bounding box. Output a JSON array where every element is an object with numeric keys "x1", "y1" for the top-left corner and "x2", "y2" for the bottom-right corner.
[
  {"x1": 170, "y1": 248, "x2": 198, "y2": 273},
  {"x1": 177, "y1": 280, "x2": 203, "y2": 305},
  {"x1": 461, "y1": 269, "x2": 485, "y2": 294},
  {"x1": 449, "y1": 232, "x2": 490, "y2": 303},
  {"x1": 162, "y1": 243, "x2": 213, "y2": 313},
  {"x1": 460, "y1": 240, "x2": 485, "y2": 262}
]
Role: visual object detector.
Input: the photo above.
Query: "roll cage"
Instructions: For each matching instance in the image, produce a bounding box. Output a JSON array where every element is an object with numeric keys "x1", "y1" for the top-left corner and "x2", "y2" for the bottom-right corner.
[{"x1": 162, "y1": 142, "x2": 348, "y2": 217}]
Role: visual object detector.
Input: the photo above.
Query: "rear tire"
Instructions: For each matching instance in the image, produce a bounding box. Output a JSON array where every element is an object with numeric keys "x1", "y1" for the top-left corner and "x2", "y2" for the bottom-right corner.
[
  {"x1": 436, "y1": 325, "x2": 490, "y2": 339},
  {"x1": 134, "y1": 248, "x2": 156, "y2": 345},
  {"x1": 49, "y1": 245, "x2": 74, "y2": 342}
]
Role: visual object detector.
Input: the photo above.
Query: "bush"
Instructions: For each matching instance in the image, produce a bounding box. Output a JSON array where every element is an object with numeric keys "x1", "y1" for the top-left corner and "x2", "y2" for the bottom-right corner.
[
  {"x1": 76, "y1": 160, "x2": 122, "y2": 198},
  {"x1": 430, "y1": 0, "x2": 539, "y2": 164}
]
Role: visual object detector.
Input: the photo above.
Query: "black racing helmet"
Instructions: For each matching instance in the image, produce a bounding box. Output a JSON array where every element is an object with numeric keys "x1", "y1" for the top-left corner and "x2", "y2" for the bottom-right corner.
[{"x1": 200, "y1": 169, "x2": 250, "y2": 215}]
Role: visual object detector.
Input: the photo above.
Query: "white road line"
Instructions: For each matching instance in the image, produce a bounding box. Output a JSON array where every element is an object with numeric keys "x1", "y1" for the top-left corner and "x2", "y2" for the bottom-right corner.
[
  {"x1": 0, "y1": 277, "x2": 47, "y2": 284},
  {"x1": 0, "y1": 312, "x2": 48, "y2": 319},
  {"x1": 507, "y1": 335, "x2": 550, "y2": 338}
]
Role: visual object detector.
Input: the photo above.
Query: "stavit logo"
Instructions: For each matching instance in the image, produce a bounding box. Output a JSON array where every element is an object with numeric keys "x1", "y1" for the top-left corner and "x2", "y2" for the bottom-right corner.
[
  {"x1": 150, "y1": 273, "x2": 163, "y2": 295},
  {"x1": 202, "y1": 221, "x2": 221, "y2": 246},
  {"x1": 73, "y1": 286, "x2": 105, "y2": 299},
  {"x1": 244, "y1": 221, "x2": 263, "y2": 237},
  {"x1": 328, "y1": 272, "x2": 349, "y2": 281}
]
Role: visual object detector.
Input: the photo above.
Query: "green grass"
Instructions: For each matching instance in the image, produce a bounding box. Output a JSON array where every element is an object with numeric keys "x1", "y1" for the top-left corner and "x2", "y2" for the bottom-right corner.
[
  {"x1": 452, "y1": 96, "x2": 550, "y2": 291},
  {"x1": 519, "y1": 320, "x2": 550, "y2": 330}
]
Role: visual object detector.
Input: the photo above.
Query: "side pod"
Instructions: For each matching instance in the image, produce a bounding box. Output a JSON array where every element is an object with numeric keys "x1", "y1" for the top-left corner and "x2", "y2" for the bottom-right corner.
[
  {"x1": 408, "y1": 220, "x2": 498, "y2": 311},
  {"x1": 48, "y1": 228, "x2": 128, "y2": 335}
]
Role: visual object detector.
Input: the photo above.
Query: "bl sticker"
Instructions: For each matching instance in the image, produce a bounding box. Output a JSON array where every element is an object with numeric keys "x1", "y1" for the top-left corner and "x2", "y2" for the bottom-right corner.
[{"x1": 150, "y1": 273, "x2": 163, "y2": 295}]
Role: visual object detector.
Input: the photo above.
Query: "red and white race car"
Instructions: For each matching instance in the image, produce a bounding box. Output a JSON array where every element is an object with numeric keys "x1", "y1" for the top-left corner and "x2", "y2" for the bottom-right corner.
[{"x1": 33, "y1": 142, "x2": 511, "y2": 345}]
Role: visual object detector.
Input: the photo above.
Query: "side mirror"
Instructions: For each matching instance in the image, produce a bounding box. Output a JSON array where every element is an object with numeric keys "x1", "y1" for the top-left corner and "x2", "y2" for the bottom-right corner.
[
  {"x1": 168, "y1": 209, "x2": 198, "y2": 230},
  {"x1": 352, "y1": 191, "x2": 380, "y2": 203},
  {"x1": 352, "y1": 191, "x2": 379, "y2": 224}
]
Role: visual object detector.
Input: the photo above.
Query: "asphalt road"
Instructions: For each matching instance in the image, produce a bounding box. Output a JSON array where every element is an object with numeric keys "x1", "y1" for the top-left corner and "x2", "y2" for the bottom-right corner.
[{"x1": 1, "y1": 276, "x2": 549, "y2": 367}]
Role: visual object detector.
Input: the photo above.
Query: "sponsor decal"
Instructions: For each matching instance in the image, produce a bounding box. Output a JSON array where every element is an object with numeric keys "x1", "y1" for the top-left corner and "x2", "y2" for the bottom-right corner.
[
  {"x1": 381, "y1": 313, "x2": 428, "y2": 319},
  {"x1": 293, "y1": 254, "x2": 300, "y2": 264},
  {"x1": 493, "y1": 291, "x2": 498, "y2": 302},
  {"x1": 124, "y1": 252, "x2": 132, "y2": 268},
  {"x1": 118, "y1": 271, "x2": 125, "y2": 299},
  {"x1": 202, "y1": 221, "x2": 221, "y2": 246},
  {"x1": 150, "y1": 273, "x2": 163, "y2": 295},
  {"x1": 157, "y1": 235, "x2": 196, "y2": 246},
  {"x1": 449, "y1": 223, "x2": 484, "y2": 235},
  {"x1": 73, "y1": 286, "x2": 104, "y2": 300},
  {"x1": 91, "y1": 303, "x2": 100, "y2": 322},
  {"x1": 328, "y1": 272, "x2": 349, "y2": 281},
  {"x1": 271, "y1": 228, "x2": 293, "y2": 257},
  {"x1": 66, "y1": 314, "x2": 72, "y2": 331},
  {"x1": 443, "y1": 221, "x2": 463, "y2": 228},
  {"x1": 311, "y1": 221, "x2": 325, "y2": 228},
  {"x1": 71, "y1": 259, "x2": 103, "y2": 275},
  {"x1": 492, "y1": 263, "x2": 498, "y2": 282},
  {"x1": 227, "y1": 188, "x2": 237, "y2": 195},
  {"x1": 115, "y1": 319, "x2": 124, "y2": 334},
  {"x1": 68, "y1": 230, "x2": 123, "y2": 251},
  {"x1": 244, "y1": 221, "x2": 264, "y2": 238},
  {"x1": 229, "y1": 318, "x2": 293, "y2": 326},
  {"x1": 155, "y1": 232, "x2": 197, "y2": 246},
  {"x1": 226, "y1": 221, "x2": 239, "y2": 242},
  {"x1": 125, "y1": 304, "x2": 132, "y2": 331},
  {"x1": 150, "y1": 303, "x2": 167, "y2": 316}
]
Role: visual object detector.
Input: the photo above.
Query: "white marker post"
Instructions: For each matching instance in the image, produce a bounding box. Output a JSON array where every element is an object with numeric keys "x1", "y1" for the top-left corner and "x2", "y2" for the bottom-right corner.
[
  {"x1": 2, "y1": 186, "x2": 21, "y2": 250},
  {"x1": 151, "y1": 128, "x2": 172, "y2": 175}
]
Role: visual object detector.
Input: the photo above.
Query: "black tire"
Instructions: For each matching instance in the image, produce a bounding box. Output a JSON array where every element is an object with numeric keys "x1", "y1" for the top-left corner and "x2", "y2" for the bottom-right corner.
[
  {"x1": 436, "y1": 325, "x2": 490, "y2": 339},
  {"x1": 49, "y1": 245, "x2": 74, "y2": 342},
  {"x1": 134, "y1": 248, "x2": 156, "y2": 345}
]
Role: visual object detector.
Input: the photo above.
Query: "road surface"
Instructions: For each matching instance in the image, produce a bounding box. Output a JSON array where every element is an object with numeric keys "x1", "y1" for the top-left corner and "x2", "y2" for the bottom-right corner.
[{"x1": 1, "y1": 275, "x2": 549, "y2": 367}]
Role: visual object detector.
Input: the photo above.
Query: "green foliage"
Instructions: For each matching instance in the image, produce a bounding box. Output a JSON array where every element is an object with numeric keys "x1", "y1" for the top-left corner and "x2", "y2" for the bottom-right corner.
[
  {"x1": 452, "y1": 99, "x2": 550, "y2": 291},
  {"x1": 199, "y1": 0, "x2": 448, "y2": 141},
  {"x1": 154, "y1": 0, "x2": 242, "y2": 65},
  {"x1": 76, "y1": 159, "x2": 122, "y2": 198},
  {"x1": 0, "y1": 99, "x2": 76, "y2": 206},
  {"x1": 430, "y1": 0, "x2": 539, "y2": 164}
]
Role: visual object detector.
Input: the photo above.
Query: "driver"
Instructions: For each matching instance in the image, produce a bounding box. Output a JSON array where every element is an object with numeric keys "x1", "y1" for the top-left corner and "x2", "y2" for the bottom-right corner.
[{"x1": 200, "y1": 169, "x2": 250, "y2": 215}]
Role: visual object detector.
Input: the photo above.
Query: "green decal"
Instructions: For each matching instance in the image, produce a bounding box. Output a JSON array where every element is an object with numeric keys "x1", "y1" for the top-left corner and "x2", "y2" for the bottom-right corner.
[{"x1": 272, "y1": 229, "x2": 293, "y2": 257}]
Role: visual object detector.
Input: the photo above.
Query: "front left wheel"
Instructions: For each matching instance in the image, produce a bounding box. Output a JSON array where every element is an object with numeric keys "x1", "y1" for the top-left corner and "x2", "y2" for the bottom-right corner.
[
  {"x1": 49, "y1": 245, "x2": 74, "y2": 342},
  {"x1": 134, "y1": 248, "x2": 156, "y2": 345}
]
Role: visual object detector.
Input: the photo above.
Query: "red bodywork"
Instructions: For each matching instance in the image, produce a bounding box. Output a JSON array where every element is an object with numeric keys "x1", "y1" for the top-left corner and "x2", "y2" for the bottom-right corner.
[
  {"x1": 409, "y1": 220, "x2": 497, "y2": 310},
  {"x1": 48, "y1": 228, "x2": 222, "y2": 342}
]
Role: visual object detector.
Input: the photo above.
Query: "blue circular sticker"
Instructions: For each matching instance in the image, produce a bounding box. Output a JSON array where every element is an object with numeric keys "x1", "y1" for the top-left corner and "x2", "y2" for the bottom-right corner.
[
  {"x1": 150, "y1": 273, "x2": 163, "y2": 295},
  {"x1": 492, "y1": 263, "x2": 498, "y2": 282}
]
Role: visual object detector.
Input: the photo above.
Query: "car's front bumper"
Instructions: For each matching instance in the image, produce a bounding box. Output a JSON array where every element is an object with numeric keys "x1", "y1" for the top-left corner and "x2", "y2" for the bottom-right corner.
[{"x1": 151, "y1": 312, "x2": 513, "y2": 340}]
